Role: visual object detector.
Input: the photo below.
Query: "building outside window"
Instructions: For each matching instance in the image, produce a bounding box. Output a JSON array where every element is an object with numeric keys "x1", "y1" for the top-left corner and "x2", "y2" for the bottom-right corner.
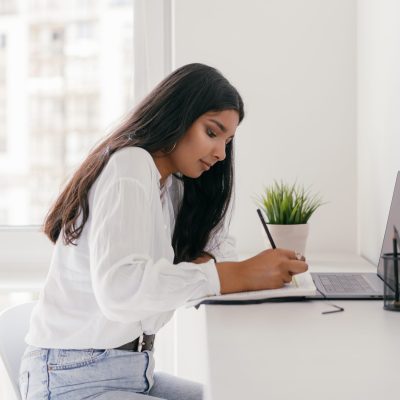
[{"x1": 0, "y1": 0, "x2": 135, "y2": 225}]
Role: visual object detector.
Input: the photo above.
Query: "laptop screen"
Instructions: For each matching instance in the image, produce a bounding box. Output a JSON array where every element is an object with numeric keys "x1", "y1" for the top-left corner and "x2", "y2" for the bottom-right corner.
[{"x1": 377, "y1": 171, "x2": 400, "y2": 279}]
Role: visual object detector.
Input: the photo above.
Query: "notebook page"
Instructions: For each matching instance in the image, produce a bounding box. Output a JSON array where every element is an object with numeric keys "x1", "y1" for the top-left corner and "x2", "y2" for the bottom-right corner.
[{"x1": 186, "y1": 271, "x2": 317, "y2": 307}]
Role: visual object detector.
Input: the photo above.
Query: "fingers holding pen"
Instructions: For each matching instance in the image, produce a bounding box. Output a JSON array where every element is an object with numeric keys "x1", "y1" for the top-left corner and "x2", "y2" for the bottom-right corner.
[
  {"x1": 274, "y1": 249, "x2": 308, "y2": 276},
  {"x1": 238, "y1": 249, "x2": 308, "y2": 291},
  {"x1": 262, "y1": 249, "x2": 308, "y2": 273},
  {"x1": 285, "y1": 259, "x2": 309, "y2": 275},
  {"x1": 277, "y1": 248, "x2": 306, "y2": 262}
]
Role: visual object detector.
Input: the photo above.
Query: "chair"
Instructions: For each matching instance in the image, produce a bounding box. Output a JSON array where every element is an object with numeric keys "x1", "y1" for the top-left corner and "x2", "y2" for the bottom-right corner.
[{"x1": 0, "y1": 301, "x2": 36, "y2": 400}]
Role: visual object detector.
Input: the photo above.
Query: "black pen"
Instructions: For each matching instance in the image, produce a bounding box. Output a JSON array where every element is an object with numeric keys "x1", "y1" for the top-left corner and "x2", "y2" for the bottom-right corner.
[
  {"x1": 394, "y1": 225, "x2": 400, "y2": 247},
  {"x1": 256, "y1": 208, "x2": 276, "y2": 249},
  {"x1": 393, "y1": 226, "x2": 399, "y2": 303}
]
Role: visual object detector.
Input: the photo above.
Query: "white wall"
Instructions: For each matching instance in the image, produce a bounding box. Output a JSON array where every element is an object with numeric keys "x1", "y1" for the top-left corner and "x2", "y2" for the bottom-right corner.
[
  {"x1": 174, "y1": 0, "x2": 357, "y2": 256},
  {"x1": 357, "y1": 0, "x2": 400, "y2": 264}
]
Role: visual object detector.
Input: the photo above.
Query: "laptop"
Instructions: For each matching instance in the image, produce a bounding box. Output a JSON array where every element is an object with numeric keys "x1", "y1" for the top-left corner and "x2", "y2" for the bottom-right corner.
[{"x1": 309, "y1": 171, "x2": 400, "y2": 300}]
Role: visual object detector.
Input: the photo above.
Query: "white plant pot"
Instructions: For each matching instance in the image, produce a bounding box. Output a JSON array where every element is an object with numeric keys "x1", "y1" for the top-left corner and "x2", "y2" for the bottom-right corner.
[{"x1": 263, "y1": 224, "x2": 310, "y2": 255}]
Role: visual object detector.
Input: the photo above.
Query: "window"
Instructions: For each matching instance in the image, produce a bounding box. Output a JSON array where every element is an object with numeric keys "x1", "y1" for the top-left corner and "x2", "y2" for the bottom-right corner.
[
  {"x1": 0, "y1": 0, "x2": 173, "y2": 263},
  {"x1": 0, "y1": 0, "x2": 137, "y2": 226}
]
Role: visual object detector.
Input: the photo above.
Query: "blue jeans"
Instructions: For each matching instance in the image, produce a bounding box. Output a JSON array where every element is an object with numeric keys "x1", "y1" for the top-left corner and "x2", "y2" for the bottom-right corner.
[{"x1": 19, "y1": 346, "x2": 203, "y2": 399}]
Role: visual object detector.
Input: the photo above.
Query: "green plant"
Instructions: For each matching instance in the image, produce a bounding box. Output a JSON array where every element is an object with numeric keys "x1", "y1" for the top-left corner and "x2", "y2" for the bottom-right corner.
[{"x1": 256, "y1": 181, "x2": 325, "y2": 224}]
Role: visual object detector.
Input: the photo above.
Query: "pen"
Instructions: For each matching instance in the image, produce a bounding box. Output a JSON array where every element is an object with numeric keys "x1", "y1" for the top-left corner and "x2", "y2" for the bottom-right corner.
[
  {"x1": 394, "y1": 225, "x2": 400, "y2": 247},
  {"x1": 321, "y1": 304, "x2": 345, "y2": 314},
  {"x1": 393, "y1": 226, "x2": 399, "y2": 303},
  {"x1": 256, "y1": 208, "x2": 276, "y2": 249}
]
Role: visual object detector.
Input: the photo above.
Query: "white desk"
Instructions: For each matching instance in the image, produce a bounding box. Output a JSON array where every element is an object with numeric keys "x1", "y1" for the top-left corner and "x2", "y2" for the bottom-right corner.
[
  {"x1": 203, "y1": 255, "x2": 400, "y2": 400},
  {"x1": 2, "y1": 255, "x2": 400, "y2": 399}
]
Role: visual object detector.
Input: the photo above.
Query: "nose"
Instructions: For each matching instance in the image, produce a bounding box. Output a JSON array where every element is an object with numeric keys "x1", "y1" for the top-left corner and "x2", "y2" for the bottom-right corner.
[{"x1": 213, "y1": 140, "x2": 226, "y2": 162}]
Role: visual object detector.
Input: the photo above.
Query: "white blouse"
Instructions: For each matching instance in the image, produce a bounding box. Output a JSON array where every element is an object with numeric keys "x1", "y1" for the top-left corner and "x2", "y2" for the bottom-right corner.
[{"x1": 26, "y1": 147, "x2": 238, "y2": 349}]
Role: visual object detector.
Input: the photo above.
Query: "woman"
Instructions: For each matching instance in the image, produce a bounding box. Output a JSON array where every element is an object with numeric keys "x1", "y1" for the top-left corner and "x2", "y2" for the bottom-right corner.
[{"x1": 19, "y1": 63, "x2": 307, "y2": 399}]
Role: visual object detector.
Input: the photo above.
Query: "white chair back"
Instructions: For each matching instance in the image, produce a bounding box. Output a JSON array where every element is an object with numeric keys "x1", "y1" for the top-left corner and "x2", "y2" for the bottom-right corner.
[{"x1": 0, "y1": 301, "x2": 36, "y2": 400}]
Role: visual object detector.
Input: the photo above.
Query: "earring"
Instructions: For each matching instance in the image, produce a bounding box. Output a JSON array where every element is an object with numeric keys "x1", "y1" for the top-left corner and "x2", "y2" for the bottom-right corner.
[{"x1": 164, "y1": 142, "x2": 177, "y2": 154}]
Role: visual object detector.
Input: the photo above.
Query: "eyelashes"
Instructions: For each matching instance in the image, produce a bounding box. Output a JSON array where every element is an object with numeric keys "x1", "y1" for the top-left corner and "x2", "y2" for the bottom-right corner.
[
  {"x1": 206, "y1": 127, "x2": 217, "y2": 138},
  {"x1": 206, "y1": 127, "x2": 233, "y2": 145}
]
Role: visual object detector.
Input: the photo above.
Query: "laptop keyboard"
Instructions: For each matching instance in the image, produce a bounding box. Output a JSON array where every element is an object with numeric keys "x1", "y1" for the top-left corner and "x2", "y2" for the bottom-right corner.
[{"x1": 319, "y1": 274, "x2": 374, "y2": 293}]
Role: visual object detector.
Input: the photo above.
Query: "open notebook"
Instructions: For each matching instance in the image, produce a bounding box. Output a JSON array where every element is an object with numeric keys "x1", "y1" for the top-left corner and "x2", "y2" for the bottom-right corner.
[{"x1": 186, "y1": 271, "x2": 317, "y2": 307}]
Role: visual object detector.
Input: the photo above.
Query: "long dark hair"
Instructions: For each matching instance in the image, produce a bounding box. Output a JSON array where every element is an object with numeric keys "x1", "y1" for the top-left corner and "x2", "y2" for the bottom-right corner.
[{"x1": 43, "y1": 63, "x2": 244, "y2": 263}]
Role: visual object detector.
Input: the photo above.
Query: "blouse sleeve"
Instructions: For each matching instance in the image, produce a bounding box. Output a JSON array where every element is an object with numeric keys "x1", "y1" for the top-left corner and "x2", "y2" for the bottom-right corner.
[{"x1": 88, "y1": 177, "x2": 220, "y2": 323}]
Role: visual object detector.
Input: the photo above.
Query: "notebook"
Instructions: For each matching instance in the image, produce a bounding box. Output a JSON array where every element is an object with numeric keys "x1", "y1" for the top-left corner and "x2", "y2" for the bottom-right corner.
[{"x1": 186, "y1": 271, "x2": 317, "y2": 307}]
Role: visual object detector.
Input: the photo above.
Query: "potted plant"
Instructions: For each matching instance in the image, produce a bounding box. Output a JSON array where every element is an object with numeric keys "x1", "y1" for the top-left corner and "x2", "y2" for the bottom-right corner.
[{"x1": 255, "y1": 181, "x2": 325, "y2": 255}]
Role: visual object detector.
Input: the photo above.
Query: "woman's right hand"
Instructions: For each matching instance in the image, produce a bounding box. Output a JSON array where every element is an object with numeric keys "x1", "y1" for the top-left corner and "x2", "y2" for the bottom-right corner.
[{"x1": 215, "y1": 249, "x2": 308, "y2": 294}]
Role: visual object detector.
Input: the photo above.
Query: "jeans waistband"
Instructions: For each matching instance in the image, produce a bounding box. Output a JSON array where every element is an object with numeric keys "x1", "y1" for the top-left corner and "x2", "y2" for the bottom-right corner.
[{"x1": 114, "y1": 334, "x2": 155, "y2": 352}]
